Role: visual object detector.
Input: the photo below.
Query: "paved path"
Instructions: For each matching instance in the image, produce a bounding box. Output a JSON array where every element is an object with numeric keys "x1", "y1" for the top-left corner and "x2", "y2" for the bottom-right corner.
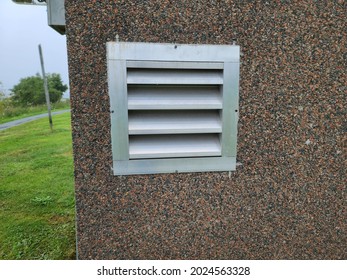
[{"x1": 0, "y1": 109, "x2": 70, "y2": 131}]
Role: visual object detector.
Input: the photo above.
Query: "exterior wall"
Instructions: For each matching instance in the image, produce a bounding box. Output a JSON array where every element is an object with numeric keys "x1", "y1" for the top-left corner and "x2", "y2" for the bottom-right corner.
[{"x1": 65, "y1": 0, "x2": 346, "y2": 259}]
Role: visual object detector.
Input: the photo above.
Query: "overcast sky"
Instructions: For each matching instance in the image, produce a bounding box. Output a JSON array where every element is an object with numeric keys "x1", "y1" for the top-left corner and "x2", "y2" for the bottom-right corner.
[{"x1": 0, "y1": 1, "x2": 69, "y2": 96}]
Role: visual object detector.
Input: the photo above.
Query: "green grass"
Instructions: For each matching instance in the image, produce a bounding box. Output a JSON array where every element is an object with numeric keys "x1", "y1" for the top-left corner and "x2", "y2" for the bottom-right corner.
[
  {"x1": 0, "y1": 100, "x2": 70, "y2": 124},
  {"x1": 0, "y1": 112, "x2": 75, "y2": 259}
]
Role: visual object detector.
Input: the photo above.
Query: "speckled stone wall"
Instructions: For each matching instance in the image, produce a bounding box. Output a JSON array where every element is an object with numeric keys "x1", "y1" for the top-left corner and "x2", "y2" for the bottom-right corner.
[{"x1": 65, "y1": 0, "x2": 346, "y2": 259}]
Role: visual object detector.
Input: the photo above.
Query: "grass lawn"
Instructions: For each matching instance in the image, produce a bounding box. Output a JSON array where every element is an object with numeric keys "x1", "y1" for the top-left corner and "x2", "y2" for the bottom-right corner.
[{"x1": 0, "y1": 112, "x2": 75, "y2": 259}]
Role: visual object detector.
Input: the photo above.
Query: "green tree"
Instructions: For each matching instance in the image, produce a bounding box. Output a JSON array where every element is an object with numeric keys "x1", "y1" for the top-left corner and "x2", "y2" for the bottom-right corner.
[
  {"x1": 11, "y1": 73, "x2": 68, "y2": 106},
  {"x1": 0, "y1": 81, "x2": 6, "y2": 100},
  {"x1": 0, "y1": 81, "x2": 12, "y2": 117}
]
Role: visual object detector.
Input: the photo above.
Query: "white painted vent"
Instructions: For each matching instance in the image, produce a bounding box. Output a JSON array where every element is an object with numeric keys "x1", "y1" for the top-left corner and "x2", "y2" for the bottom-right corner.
[{"x1": 107, "y1": 42, "x2": 240, "y2": 175}]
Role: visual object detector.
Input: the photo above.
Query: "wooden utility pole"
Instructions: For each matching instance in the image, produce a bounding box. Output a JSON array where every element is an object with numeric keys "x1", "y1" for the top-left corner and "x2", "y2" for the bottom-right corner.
[{"x1": 38, "y1": 44, "x2": 53, "y2": 131}]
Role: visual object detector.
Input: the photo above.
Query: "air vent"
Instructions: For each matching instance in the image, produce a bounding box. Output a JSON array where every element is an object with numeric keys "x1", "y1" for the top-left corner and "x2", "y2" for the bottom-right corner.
[{"x1": 107, "y1": 42, "x2": 240, "y2": 175}]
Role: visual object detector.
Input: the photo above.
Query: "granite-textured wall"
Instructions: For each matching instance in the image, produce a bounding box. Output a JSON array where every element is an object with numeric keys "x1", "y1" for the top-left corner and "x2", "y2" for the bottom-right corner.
[{"x1": 65, "y1": 0, "x2": 346, "y2": 259}]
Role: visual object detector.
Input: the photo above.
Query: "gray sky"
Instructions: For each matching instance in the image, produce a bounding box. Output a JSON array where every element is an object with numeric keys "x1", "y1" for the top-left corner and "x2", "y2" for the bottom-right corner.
[{"x1": 0, "y1": 1, "x2": 69, "y2": 97}]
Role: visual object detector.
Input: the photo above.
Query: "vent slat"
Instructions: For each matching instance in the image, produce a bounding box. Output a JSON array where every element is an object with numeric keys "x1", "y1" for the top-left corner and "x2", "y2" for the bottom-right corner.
[
  {"x1": 128, "y1": 85, "x2": 222, "y2": 110},
  {"x1": 129, "y1": 111, "x2": 221, "y2": 135},
  {"x1": 129, "y1": 134, "x2": 221, "y2": 159},
  {"x1": 127, "y1": 61, "x2": 224, "y2": 69},
  {"x1": 127, "y1": 69, "x2": 223, "y2": 85}
]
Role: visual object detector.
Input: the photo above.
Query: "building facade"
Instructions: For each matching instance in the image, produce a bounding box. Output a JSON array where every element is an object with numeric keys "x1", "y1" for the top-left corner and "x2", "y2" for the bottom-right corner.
[{"x1": 65, "y1": 1, "x2": 346, "y2": 259}]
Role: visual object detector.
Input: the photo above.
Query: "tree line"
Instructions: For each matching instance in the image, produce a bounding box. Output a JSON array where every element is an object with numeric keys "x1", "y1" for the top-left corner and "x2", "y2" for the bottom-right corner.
[{"x1": 1, "y1": 73, "x2": 68, "y2": 106}]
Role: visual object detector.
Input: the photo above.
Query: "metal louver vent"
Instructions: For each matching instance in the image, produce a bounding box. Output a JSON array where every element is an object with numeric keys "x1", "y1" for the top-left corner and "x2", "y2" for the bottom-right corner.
[{"x1": 107, "y1": 42, "x2": 240, "y2": 175}]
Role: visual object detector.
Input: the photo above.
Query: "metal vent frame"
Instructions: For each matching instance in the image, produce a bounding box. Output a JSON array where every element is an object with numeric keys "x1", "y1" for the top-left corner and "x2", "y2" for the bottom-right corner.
[{"x1": 107, "y1": 42, "x2": 240, "y2": 175}]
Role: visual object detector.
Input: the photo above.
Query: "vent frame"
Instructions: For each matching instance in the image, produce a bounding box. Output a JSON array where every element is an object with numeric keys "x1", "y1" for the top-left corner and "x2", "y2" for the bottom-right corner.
[{"x1": 107, "y1": 42, "x2": 240, "y2": 175}]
